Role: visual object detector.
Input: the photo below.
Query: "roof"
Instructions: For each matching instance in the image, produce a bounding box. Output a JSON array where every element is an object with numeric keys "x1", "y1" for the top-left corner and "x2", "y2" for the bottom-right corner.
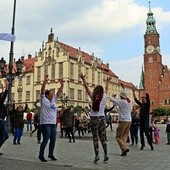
[{"x1": 58, "y1": 41, "x2": 118, "y2": 78}]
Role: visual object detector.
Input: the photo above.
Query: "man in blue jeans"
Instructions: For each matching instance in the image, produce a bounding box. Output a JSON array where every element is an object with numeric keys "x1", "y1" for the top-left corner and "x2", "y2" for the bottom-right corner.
[
  {"x1": 38, "y1": 75, "x2": 64, "y2": 162},
  {"x1": 0, "y1": 79, "x2": 9, "y2": 156}
]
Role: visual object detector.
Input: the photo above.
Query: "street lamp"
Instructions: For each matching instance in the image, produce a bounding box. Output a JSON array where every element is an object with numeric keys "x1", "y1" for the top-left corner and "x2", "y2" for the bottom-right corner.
[
  {"x1": 0, "y1": 0, "x2": 19, "y2": 133},
  {"x1": 61, "y1": 93, "x2": 69, "y2": 107},
  {"x1": 0, "y1": 57, "x2": 24, "y2": 133}
]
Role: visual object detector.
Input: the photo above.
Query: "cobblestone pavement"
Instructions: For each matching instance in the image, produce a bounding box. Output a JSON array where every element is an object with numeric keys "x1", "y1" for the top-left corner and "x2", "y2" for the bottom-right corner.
[{"x1": 1, "y1": 124, "x2": 170, "y2": 170}]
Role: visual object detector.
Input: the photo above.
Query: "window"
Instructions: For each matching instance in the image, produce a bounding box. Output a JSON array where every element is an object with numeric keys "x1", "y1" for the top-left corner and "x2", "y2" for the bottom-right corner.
[
  {"x1": 92, "y1": 68, "x2": 95, "y2": 84},
  {"x1": 37, "y1": 66, "x2": 41, "y2": 82},
  {"x1": 26, "y1": 76, "x2": 31, "y2": 85},
  {"x1": 59, "y1": 62, "x2": 63, "y2": 78},
  {"x1": 78, "y1": 64, "x2": 81, "y2": 79},
  {"x1": 85, "y1": 68, "x2": 88, "y2": 79},
  {"x1": 18, "y1": 92, "x2": 22, "y2": 101},
  {"x1": 18, "y1": 78, "x2": 22, "y2": 86},
  {"x1": 36, "y1": 90, "x2": 40, "y2": 100},
  {"x1": 70, "y1": 63, "x2": 74, "y2": 79},
  {"x1": 70, "y1": 88, "x2": 74, "y2": 99},
  {"x1": 51, "y1": 63, "x2": 55, "y2": 79},
  {"x1": 44, "y1": 64, "x2": 48, "y2": 75},
  {"x1": 98, "y1": 72, "x2": 101, "y2": 84},
  {"x1": 77, "y1": 90, "x2": 82, "y2": 100},
  {"x1": 26, "y1": 91, "x2": 30, "y2": 101}
]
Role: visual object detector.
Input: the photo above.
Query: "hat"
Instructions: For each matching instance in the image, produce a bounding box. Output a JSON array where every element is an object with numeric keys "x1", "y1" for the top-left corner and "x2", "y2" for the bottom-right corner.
[{"x1": 119, "y1": 91, "x2": 127, "y2": 99}]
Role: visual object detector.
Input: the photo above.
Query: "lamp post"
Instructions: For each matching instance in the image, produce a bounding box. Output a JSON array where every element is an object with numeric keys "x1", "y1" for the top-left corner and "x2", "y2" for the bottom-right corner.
[
  {"x1": 61, "y1": 93, "x2": 69, "y2": 107},
  {"x1": 0, "y1": 0, "x2": 20, "y2": 133},
  {"x1": 0, "y1": 57, "x2": 23, "y2": 133}
]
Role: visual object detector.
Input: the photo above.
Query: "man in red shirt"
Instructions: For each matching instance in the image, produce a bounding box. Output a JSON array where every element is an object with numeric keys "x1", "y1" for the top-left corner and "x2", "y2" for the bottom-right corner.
[{"x1": 27, "y1": 112, "x2": 33, "y2": 131}]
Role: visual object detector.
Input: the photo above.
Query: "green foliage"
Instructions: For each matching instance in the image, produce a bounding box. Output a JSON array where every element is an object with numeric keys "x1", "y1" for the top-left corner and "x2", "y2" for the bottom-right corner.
[{"x1": 153, "y1": 107, "x2": 170, "y2": 116}]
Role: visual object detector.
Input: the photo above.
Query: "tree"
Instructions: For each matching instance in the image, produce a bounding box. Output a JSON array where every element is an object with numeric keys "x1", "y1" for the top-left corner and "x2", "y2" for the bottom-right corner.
[{"x1": 153, "y1": 107, "x2": 170, "y2": 116}]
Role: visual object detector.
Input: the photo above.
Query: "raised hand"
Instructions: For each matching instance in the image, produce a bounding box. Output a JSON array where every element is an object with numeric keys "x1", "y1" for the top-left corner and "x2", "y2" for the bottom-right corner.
[
  {"x1": 44, "y1": 75, "x2": 49, "y2": 82},
  {"x1": 4, "y1": 78, "x2": 9, "y2": 89},
  {"x1": 79, "y1": 73, "x2": 85, "y2": 80},
  {"x1": 59, "y1": 78, "x2": 64, "y2": 86}
]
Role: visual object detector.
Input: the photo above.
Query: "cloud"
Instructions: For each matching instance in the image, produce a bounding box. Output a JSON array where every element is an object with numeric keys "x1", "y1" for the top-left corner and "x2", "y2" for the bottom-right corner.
[
  {"x1": 0, "y1": 0, "x2": 170, "y2": 85},
  {"x1": 109, "y1": 56, "x2": 143, "y2": 86}
]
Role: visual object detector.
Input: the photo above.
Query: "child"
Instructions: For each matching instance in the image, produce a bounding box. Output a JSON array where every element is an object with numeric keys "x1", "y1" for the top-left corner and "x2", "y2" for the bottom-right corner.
[
  {"x1": 165, "y1": 118, "x2": 170, "y2": 145},
  {"x1": 153, "y1": 125, "x2": 160, "y2": 144}
]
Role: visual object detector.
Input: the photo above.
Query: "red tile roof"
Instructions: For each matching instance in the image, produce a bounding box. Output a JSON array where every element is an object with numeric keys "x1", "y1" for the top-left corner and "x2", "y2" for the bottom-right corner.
[{"x1": 58, "y1": 42, "x2": 118, "y2": 78}]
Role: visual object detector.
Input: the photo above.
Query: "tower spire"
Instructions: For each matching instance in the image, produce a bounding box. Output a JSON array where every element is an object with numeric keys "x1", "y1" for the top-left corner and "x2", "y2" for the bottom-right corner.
[
  {"x1": 149, "y1": 1, "x2": 151, "y2": 12},
  {"x1": 146, "y1": 1, "x2": 157, "y2": 33},
  {"x1": 139, "y1": 66, "x2": 145, "y2": 89}
]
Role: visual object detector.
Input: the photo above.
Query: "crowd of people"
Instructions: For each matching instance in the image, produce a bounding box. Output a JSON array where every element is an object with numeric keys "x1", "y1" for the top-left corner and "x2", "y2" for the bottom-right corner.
[{"x1": 0, "y1": 75, "x2": 170, "y2": 164}]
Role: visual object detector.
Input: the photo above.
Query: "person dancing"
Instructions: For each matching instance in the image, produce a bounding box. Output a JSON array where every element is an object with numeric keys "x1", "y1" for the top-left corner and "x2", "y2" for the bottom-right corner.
[{"x1": 80, "y1": 73, "x2": 110, "y2": 163}]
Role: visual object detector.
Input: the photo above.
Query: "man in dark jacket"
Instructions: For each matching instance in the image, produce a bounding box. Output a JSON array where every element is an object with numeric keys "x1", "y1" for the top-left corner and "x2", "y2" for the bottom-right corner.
[
  {"x1": 132, "y1": 88, "x2": 154, "y2": 151},
  {"x1": 0, "y1": 79, "x2": 9, "y2": 156}
]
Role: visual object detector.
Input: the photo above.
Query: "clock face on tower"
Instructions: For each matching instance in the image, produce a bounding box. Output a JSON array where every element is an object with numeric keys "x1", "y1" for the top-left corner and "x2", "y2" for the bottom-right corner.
[
  {"x1": 156, "y1": 46, "x2": 160, "y2": 53},
  {"x1": 146, "y1": 45, "x2": 154, "y2": 54}
]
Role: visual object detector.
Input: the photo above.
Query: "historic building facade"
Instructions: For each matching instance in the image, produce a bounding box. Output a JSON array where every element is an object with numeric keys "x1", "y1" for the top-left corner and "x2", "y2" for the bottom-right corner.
[
  {"x1": 0, "y1": 29, "x2": 138, "y2": 109},
  {"x1": 139, "y1": 5, "x2": 170, "y2": 111}
]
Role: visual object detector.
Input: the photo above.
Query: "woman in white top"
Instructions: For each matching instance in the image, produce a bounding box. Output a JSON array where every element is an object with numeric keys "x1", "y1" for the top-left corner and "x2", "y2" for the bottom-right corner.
[{"x1": 80, "y1": 73, "x2": 110, "y2": 164}]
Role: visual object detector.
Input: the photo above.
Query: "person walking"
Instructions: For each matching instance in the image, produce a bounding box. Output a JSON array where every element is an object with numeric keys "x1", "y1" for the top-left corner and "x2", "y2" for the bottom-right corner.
[
  {"x1": 165, "y1": 117, "x2": 170, "y2": 145},
  {"x1": 0, "y1": 79, "x2": 9, "y2": 156},
  {"x1": 38, "y1": 75, "x2": 64, "y2": 162},
  {"x1": 13, "y1": 103, "x2": 28, "y2": 145},
  {"x1": 105, "y1": 108, "x2": 114, "y2": 131},
  {"x1": 80, "y1": 73, "x2": 110, "y2": 164},
  {"x1": 132, "y1": 88, "x2": 154, "y2": 151},
  {"x1": 110, "y1": 91, "x2": 132, "y2": 156},
  {"x1": 30, "y1": 100, "x2": 41, "y2": 143},
  {"x1": 26, "y1": 110, "x2": 33, "y2": 131},
  {"x1": 60, "y1": 106, "x2": 76, "y2": 142},
  {"x1": 130, "y1": 104, "x2": 140, "y2": 146}
]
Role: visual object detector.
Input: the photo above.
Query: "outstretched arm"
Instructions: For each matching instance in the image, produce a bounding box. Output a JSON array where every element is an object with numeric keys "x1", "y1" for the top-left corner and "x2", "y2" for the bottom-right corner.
[
  {"x1": 80, "y1": 73, "x2": 92, "y2": 97},
  {"x1": 56, "y1": 79, "x2": 64, "y2": 97},
  {"x1": 34, "y1": 99, "x2": 40, "y2": 109},
  {"x1": 41, "y1": 75, "x2": 49, "y2": 94},
  {"x1": 0, "y1": 79, "x2": 9, "y2": 103}
]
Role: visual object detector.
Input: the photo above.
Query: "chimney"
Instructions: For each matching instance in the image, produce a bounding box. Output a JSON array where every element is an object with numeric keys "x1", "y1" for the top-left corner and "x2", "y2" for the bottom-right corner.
[{"x1": 107, "y1": 63, "x2": 109, "y2": 68}]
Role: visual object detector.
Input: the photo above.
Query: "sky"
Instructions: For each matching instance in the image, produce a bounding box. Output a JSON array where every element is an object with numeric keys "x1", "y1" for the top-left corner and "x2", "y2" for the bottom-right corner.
[{"x1": 0, "y1": 0, "x2": 170, "y2": 86}]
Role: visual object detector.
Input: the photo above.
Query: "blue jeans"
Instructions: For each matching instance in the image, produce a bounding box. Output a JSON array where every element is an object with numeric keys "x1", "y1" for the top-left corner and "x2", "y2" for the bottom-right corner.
[
  {"x1": 0, "y1": 120, "x2": 9, "y2": 148},
  {"x1": 39, "y1": 124, "x2": 56, "y2": 158},
  {"x1": 13, "y1": 128, "x2": 23, "y2": 143},
  {"x1": 27, "y1": 120, "x2": 32, "y2": 131}
]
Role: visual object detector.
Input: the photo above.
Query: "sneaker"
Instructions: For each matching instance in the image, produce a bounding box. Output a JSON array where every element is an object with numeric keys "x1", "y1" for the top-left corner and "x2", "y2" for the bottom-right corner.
[
  {"x1": 38, "y1": 156, "x2": 47, "y2": 162},
  {"x1": 103, "y1": 155, "x2": 109, "y2": 162},
  {"x1": 17, "y1": 141, "x2": 21, "y2": 145},
  {"x1": 121, "y1": 149, "x2": 130, "y2": 156},
  {"x1": 0, "y1": 153, "x2": 3, "y2": 156},
  {"x1": 13, "y1": 142, "x2": 17, "y2": 145},
  {"x1": 166, "y1": 143, "x2": 170, "y2": 145},
  {"x1": 94, "y1": 155, "x2": 100, "y2": 164},
  {"x1": 48, "y1": 155, "x2": 57, "y2": 161}
]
